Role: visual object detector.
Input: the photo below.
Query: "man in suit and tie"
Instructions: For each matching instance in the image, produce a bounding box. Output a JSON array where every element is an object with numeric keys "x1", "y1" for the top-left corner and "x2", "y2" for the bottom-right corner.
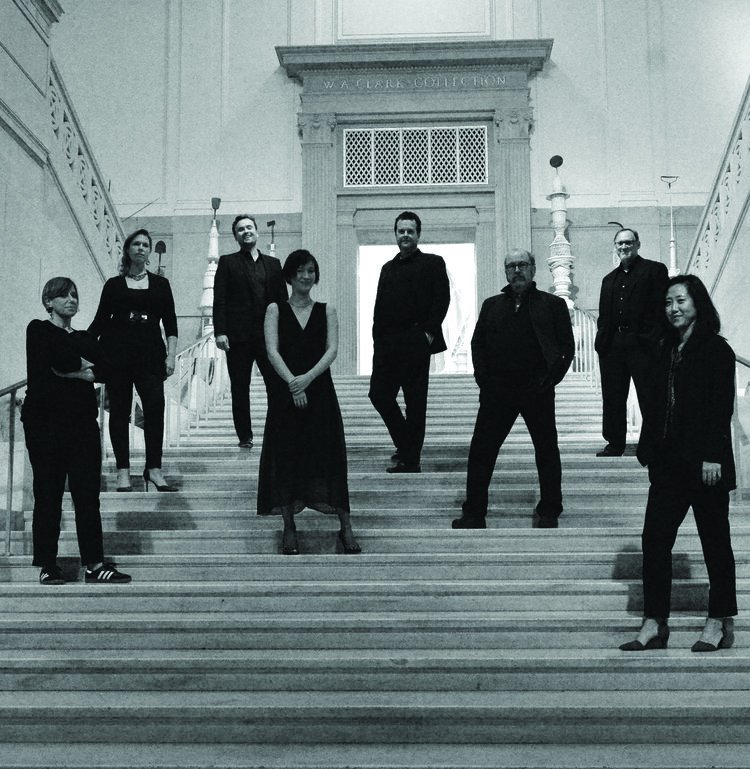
[
  {"x1": 213, "y1": 215, "x2": 287, "y2": 448},
  {"x1": 595, "y1": 228, "x2": 669, "y2": 456},
  {"x1": 369, "y1": 211, "x2": 451, "y2": 473}
]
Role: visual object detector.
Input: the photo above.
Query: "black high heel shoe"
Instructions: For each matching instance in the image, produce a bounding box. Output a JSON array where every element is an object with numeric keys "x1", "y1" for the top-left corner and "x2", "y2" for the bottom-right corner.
[
  {"x1": 691, "y1": 617, "x2": 735, "y2": 652},
  {"x1": 338, "y1": 529, "x2": 362, "y2": 554},
  {"x1": 143, "y1": 469, "x2": 178, "y2": 492},
  {"x1": 282, "y1": 528, "x2": 299, "y2": 556},
  {"x1": 619, "y1": 621, "x2": 670, "y2": 651}
]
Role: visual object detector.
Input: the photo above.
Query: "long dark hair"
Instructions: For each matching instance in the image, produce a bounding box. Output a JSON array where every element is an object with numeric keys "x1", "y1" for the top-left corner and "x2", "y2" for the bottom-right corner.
[
  {"x1": 661, "y1": 274, "x2": 721, "y2": 342},
  {"x1": 119, "y1": 229, "x2": 152, "y2": 276}
]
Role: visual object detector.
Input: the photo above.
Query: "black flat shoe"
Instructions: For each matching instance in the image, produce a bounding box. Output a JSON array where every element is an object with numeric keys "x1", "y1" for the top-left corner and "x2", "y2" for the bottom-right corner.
[
  {"x1": 691, "y1": 618, "x2": 735, "y2": 652},
  {"x1": 116, "y1": 486, "x2": 133, "y2": 492},
  {"x1": 143, "y1": 469, "x2": 178, "y2": 492},
  {"x1": 596, "y1": 444, "x2": 625, "y2": 457},
  {"x1": 338, "y1": 529, "x2": 361, "y2": 554},
  {"x1": 387, "y1": 461, "x2": 421, "y2": 474},
  {"x1": 451, "y1": 515, "x2": 486, "y2": 529},
  {"x1": 619, "y1": 622, "x2": 670, "y2": 651}
]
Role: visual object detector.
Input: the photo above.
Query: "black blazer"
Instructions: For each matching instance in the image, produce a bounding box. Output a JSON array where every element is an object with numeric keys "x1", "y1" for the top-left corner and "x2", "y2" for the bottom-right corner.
[
  {"x1": 595, "y1": 256, "x2": 669, "y2": 355},
  {"x1": 372, "y1": 249, "x2": 451, "y2": 354},
  {"x1": 88, "y1": 271, "x2": 178, "y2": 376},
  {"x1": 213, "y1": 250, "x2": 287, "y2": 344},
  {"x1": 637, "y1": 329, "x2": 736, "y2": 490},
  {"x1": 472, "y1": 284, "x2": 575, "y2": 391}
]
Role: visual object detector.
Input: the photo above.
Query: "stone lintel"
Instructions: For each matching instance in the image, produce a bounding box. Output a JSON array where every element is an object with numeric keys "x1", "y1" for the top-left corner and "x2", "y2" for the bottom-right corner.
[{"x1": 277, "y1": 40, "x2": 553, "y2": 83}]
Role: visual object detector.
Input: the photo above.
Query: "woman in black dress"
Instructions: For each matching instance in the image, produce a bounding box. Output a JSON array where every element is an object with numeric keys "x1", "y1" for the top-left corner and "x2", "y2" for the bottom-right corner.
[
  {"x1": 620, "y1": 275, "x2": 737, "y2": 652},
  {"x1": 22, "y1": 277, "x2": 131, "y2": 584},
  {"x1": 258, "y1": 249, "x2": 360, "y2": 556},
  {"x1": 89, "y1": 229, "x2": 179, "y2": 492}
]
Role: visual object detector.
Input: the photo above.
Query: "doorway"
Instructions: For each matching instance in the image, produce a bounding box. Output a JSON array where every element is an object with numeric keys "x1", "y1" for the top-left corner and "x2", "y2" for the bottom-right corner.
[{"x1": 357, "y1": 244, "x2": 477, "y2": 375}]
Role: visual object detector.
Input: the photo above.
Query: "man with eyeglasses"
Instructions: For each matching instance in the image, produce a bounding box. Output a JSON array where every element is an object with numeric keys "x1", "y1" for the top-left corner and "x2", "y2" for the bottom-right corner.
[
  {"x1": 595, "y1": 228, "x2": 669, "y2": 457},
  {"x1": 452, "y1": 249, "x2": 574, "y2": 529}
]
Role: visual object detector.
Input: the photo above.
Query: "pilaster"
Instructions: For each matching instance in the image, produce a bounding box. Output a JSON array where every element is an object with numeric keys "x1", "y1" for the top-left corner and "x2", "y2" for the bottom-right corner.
[
  {"x1": 494, "y1": 106, "x2": 533, "y2": 255},
  {"x1": 298, "y1": 111, "x2": 337, "y2": 304}
]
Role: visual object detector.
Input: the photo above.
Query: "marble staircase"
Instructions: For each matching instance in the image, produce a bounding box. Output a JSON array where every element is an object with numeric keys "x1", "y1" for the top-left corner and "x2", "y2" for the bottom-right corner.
[{"x1": 1, "y1": 374, "x2": 748, "y2": 768}]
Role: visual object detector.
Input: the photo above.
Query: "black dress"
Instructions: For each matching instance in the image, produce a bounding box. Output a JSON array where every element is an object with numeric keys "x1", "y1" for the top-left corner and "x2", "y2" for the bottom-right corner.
[{"x1": 257, "y1": 302, "x2": 350, "y2": 517}]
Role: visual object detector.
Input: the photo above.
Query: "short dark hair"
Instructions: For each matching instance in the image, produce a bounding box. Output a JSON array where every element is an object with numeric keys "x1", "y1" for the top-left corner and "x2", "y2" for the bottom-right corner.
[
  {"x1": 282, "y1": 249, "x2": 320, "y2": 285},
  {"x1": 120, "y1": 229, "x2": 152, "y2": 276},
  {"x1": 42, "y1": 277, "x2": 78, "y2": 312},
  {"x1": 232, "y1": 214, "x2": 257, "y2": 237},
  {"x1": 663, "y1": 274, "x2": 721, "y2": 338},
  {"x1": 614, "y1": 228, "x2": 639, "y2": 243},
  {"x1": 394, "y1": 211, "x2": 422, "y2": 236}
]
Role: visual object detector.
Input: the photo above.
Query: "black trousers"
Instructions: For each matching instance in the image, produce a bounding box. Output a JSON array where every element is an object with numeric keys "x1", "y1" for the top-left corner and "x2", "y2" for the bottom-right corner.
[
  {"x1": 463, "y1": 383, "x2": 563, "y2": 519},
  {"x1": 225, "y1": 340, "x2": 275, "y2": 442},
  {"x1": 369, "y1": 329, "x2": 432, "y2": 467},
  {"x1": 642, "y1": 455, "x2": 737, "y2": 619},
  {"x1": 598, "y1": 332, "x2": 652, "y2": 448},
  {"x1": 24, "y1": 419, "x2": 104, "y2": 567},
  {"x1": 107, "y1": 371, "x2": 165, "y2": 469}
]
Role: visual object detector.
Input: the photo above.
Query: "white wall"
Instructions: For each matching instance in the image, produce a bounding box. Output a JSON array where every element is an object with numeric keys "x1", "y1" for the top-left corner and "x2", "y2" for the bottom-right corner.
[{"x1": 51, "y1": 0, "x2": 750, "y2": 218}]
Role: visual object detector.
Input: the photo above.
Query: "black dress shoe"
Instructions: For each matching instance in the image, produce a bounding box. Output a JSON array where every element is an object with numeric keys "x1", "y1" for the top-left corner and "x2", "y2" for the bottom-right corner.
[
  {"x1": 238, "y1": 440, "x2": 254, "y2": 449},
  {"x1": 451, "y1": 515, "x2": 486, "y2": 529},
  {"x1": 596, "y1": 444, "x2": 625, "y2": 457},
  {"x1": 386, "y1": 462, "x2": 421, "y2": 474},
  {"x1": 537, "y1": 516, "x2": 559, "y2": 529}
]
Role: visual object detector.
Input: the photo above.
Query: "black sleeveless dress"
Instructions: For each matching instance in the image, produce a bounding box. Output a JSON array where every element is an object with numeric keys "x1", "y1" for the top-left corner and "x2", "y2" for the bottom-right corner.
[{"x1": 257, "y1": 302, "x2": 350, "y2": 516}]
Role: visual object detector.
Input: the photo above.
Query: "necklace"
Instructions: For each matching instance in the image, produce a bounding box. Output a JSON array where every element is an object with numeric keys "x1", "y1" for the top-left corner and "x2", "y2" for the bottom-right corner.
[
  {"x1": 128, "y1": 271, "x2": 148, "y2": 281},
  {"x1": 289, "y1": 299, "x2": 313, "y2": 309}
]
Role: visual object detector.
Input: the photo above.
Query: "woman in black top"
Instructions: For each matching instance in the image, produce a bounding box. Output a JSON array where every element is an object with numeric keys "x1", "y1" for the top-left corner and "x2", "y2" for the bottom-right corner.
[
  {"x1": 22, "y1": 277, "x2": 131, "y2": 584},
  {"x1": 620, "y1": 275, "x2": 737, "y2": 652},
  {"x1": 89, "y1": 229, "x2": 179, "y2": 492}
]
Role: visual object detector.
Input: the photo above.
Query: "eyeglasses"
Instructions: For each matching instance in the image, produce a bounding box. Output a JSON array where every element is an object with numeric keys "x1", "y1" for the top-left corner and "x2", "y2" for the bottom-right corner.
[
  {"x1": 616, "y1": 240, "x2": 637, "y2": 247},
  {"x1": 505, "y1": 262, "x2": 531, "y2": 272}
]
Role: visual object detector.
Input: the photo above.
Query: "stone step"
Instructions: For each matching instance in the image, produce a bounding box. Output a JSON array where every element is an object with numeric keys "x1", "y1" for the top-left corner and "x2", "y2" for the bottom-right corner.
[
  {"x1": 2, "y1": 742, "x2": 750, "y2": 769},
  {"x1": 0, "y1": 610, "x2": 738, "y2": 651},
  {"x1": 5, "y1": 546, "x2": 750, "y2": 579},
  {"x1": 0, "y1": 689, "x2": 747, "y2": 744},
  {"x1": 2, "y1": 647, "x2": 750, "y2": 691},
  {"x1": 0, "y1": 579, "x2": 748, "y2": 614}
]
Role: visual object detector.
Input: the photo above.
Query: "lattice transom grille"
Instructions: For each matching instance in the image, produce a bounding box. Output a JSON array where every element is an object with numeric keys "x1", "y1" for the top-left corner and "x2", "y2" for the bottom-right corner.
[{"x1": 344, "y1": 126, "x2": 487, "y2": 187}]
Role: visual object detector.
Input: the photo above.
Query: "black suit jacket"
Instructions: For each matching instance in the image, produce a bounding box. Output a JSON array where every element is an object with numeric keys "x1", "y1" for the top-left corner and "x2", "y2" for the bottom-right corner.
[
  {"x1": 472, "y1": 284, "x2": 575, "y2": 391},
  {"x1": 372, "y1": 249, "x2": 451, "y2": 354},
  {"x1": 595, "y1": 256, "x2": 669, "y2": 355},
  {"x1": 636, "y1": 329, "x2": 736, "y2": 490},
  {"x1": 213, "y1": 250, "x2": 287, "y2": 344}
]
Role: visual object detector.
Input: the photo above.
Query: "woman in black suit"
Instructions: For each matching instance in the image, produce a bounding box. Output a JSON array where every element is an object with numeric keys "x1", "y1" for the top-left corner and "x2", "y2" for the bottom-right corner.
[
  {"x1": 22, "y1": 277, "x2": 131, "y2": 584},
  {"x1": 89, "y1": 229, "x2": 179, "y2": 492},
  {"x1": 620, "y1": 275, "x2": 737, "y2": 652}
]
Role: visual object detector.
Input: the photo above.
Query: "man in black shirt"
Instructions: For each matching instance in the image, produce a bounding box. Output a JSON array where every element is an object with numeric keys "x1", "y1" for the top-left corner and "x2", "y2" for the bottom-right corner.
[
  {"x1": 452, "y1": 249, "x2": 574, "y2": 529},
  {"x1": 595, "y1": 228, "x2": 669, "y2": 456},
  {"x1": 369, "y1": 211, "x2": 451, "y2": 473},
  {"x1": 213, "y1": 215, "x2": 287, "y2": 448}
]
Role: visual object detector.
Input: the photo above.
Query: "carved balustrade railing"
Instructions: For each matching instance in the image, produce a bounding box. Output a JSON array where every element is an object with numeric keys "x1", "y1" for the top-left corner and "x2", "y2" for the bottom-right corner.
[
  {"x1": 684, "y1": 74, "x2": 750, "y2": 288},
  {"x1": 48, "y1": 58, "x2": 125, "y2": 276}
]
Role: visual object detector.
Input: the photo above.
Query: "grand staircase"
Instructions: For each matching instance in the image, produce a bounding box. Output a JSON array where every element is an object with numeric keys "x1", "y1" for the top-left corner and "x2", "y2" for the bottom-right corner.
[{"x1": 1, "y1": 373, "x2": 749, "y2": 769}]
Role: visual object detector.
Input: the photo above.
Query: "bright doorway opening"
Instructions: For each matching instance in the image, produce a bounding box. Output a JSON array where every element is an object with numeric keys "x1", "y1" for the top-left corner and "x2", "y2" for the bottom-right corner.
[{"x1": 357, "y1": 244, "x2": 477, "y2": 375}]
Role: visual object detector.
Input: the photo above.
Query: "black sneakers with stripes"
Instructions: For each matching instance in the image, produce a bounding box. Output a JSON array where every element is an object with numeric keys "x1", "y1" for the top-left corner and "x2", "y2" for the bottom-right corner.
[{"x1": 85, "y1": 563, "x2": 132, "y2": 583}]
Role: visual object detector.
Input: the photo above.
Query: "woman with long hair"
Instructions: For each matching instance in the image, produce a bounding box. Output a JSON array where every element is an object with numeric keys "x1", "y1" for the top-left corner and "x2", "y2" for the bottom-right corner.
[
  {"x1": 620, "y1": 274, "x2": 737, "y2": 652},
  {"x1": 89, "y1": 229, "x2": 179, "y2": 492}
]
